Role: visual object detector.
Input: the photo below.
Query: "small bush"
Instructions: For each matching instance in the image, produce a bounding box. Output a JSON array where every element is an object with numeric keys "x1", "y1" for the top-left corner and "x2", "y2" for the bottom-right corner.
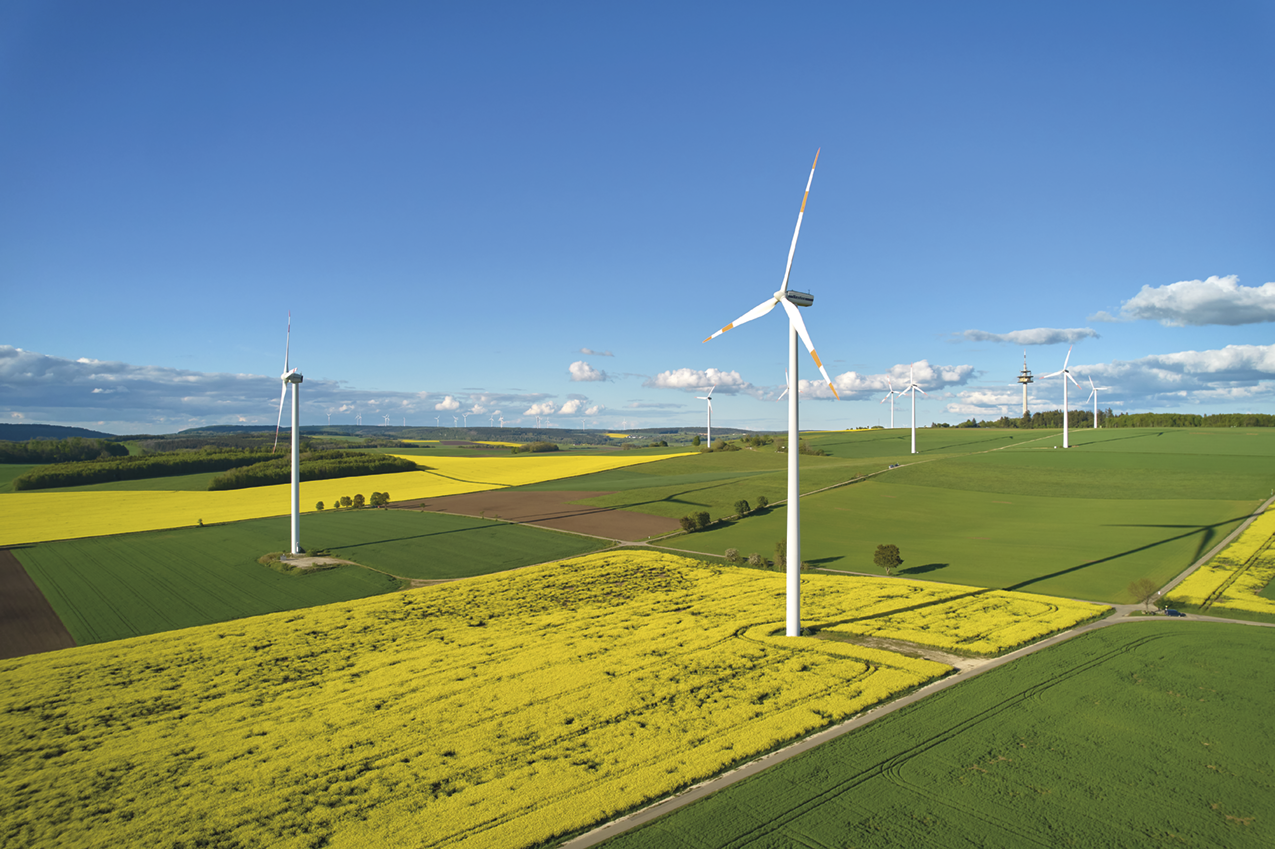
[
  {"x1": 747, "y1": 553, "x2": 763, "y2": 567},
  {"x1": 725, "y1": 548, "x2": 740, "y2": 564}
]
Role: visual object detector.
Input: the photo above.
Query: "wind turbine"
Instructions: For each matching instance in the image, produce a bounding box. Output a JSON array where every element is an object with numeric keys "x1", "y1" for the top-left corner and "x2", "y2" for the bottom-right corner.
[
  {"x1": 1085, "y1": 376, "x2": 1110, "y2": 428},
  {"x1": 703, "y1": 149, "x2": 839, "y2": 637},
  {"x1": 880, "y1": 377, "x2": 902, "y2": 429},
  {"x1": 499, "y1": 416, "x2": 505, "y2": 428},
  {"x1": 356, "y1": 413, "x2": 362, "y2": 426},
  {"x1": 490, "y1": 414, "x2": 495, "y2": 427},
  {"x1": 777, "y1": 369, "x2": 790, "y2": 401},
  {"x1": 382, "y1": 414, "x2": 390, "y2": 426},
  {"x1": 453, "y1": 416, "x2": 459, "y2": 427},
  {"x1": 272, "y1": 314, "x2": 304, "y2": 556},
  {"x1": 696, "y1": 386, "x2": 715, "y2": 445},
  {"x1": 434, "y1": 415, "x2": 440, "y2": 427},
  {"x1": 462, "y1": 412, "x2": 469, "y2": 427},
  {"x1": 1042, "y1": 346, "x2": 1083, "y2": 447},
  {"x1": 900, "y1": 364, "x2": 926, "y2": 454}
]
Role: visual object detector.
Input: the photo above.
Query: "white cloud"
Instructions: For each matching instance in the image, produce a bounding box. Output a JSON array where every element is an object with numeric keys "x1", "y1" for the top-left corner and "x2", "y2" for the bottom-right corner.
[
  {"x1": 961, "y1": 327, "x2": 1099, "y2": 345},
  {"x1": 806, "y1": 360, "x2": 977, "y2": 401},
  {"x1": 948, "y1": 343, "x2": 1275, "y2": 416},
  {"x1": 644, "y1": 367, "x2": 757, "y2": 396},
  {"x1": 559, "y1": 398, "x2": 585, "y2": 415},
  {"x1": 434, "y1": 395, "x2": 461, "y2": 411},
  {"x1": 1098, "y1": 275, "x2": 1275, "y2": 326},
  {"x1": 525, "y1": 400, "x2": 557, "y2": 416},
  {"x1": 569, "y1": 360, "x2": 608, "y2": 382},
  {"x1": 585, "y1": 404, "x2": 604, "y2": 416},
  {"x1": 579, "y1": 347, "x2": 614, "y2": 357}
]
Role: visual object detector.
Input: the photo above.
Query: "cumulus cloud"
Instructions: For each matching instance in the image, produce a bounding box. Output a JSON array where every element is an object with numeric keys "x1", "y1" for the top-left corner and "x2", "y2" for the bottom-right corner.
[
  {"x1": 559, "y1": 398, "x2": 586, "y2": 415},
  {"x1": 569, "y1": 360, "x2": 608, "y2": 382},
  {"x1": 961, "y1": 328, "x2": 1099, "y2": 345},
  {"x1": 525, "y1": 401, "x2": 557, "y2": 416},
  {"x1": 644, "y1": 368, "x2": 758, "y2": 396},
  {"x1": 947, "y1": 343, "x2": 1275, "y2": 416},
  {"x1": 585, "y1": 404, "x2": 604, "y2": 416},
  {"x1": 801, "y1": 360, "x2": 977, "y2": 401},
  {"x1": 579, "y1": 348, "x2": 614, "y2": 357},
  {"x1": 0, "y1": 346, "x2": 561, "y2": 432},
  {"x1": 1096, "y1": 275, "x2": 1275, "y2": 326}
]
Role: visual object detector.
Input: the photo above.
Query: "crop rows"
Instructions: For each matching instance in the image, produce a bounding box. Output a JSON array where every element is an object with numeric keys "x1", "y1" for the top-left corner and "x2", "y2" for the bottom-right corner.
[
  {"x1": 1167, "y1": 506, "x2": 1275, "y2": 616},
  {"x1": 0, "y1": 552, "x2": 1104, "y2": 849}
]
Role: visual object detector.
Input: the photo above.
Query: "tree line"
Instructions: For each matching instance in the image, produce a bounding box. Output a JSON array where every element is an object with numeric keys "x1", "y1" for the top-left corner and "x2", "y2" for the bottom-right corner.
[
  {"x1": 0, "y1": 437, "x2": 130, "y2": 465},
  {"x1": 947, "y1": 411, "x2": 1275, "y2": 429},
  {"x1": 12, "y1": 447, "x2": 274, "y2": 490},
  {"x1": 207, "y1": 451, "x2": 422, "y2": 490}
]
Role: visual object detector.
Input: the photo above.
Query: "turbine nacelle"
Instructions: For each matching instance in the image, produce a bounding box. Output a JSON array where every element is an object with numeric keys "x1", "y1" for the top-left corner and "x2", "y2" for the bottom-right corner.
[{"x1": 781, "y1": 290, "x2": 814, "y2": 307}]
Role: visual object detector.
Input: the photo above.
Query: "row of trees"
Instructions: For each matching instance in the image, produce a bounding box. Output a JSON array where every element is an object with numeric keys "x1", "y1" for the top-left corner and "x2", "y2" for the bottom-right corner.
[
  {"x1": 316, "y1": 491, "x2": 391, "y2": 510},
  {"x1": 0, "y1": 437, "x2": 129, "y2": 465},
  {"x1": 12, "y1": 447, "x2": 272, "y2": 490},
  {"x1": 950, "y1": 410, "x2": 1275, "y2": 430},
  {"x1": 207, "y1": 452, "x2": 420, "y2": 491},
  {"x1": 510, "y1": 442, "x2": 560, "y2": 454}
]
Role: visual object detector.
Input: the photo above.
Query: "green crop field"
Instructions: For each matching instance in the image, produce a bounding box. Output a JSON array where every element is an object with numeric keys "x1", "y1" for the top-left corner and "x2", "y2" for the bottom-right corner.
[
  {"x1": 16, "y1": 509, "x2": 606, "y2": 644},
  {"x1": 604, "y1": 621, "x2": 1275, "y2": 849},
  {"x1": 661, "y1": 428, "x2": 1275, "y2": 603}
]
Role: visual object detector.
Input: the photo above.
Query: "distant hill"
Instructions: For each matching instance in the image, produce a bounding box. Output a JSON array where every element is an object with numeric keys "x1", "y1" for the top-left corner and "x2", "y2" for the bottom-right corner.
[{"x1": 0, "y1": 423, "x2": 116, "y2": 442}]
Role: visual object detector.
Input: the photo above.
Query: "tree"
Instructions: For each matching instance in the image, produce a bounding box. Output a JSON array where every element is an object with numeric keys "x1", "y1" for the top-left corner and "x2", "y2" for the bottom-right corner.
[
  {"x1": 316, "y1": 501, "x2": 325, "y2": 511},
  {"x1": 340, "y1": 495, "x2": 353, "y2": 508},
  {"x1": 747, "y1": 552, "x2": 763, "y2": 567},
  {"x1": 733, "y1": 499, "x2": 751, "y2": 517},
  {"x1": 874, "y1": 544, "x2": 903, "y2": 576},
  {"x1": 756, "y1": 494, "x2": 769, "y2": 510},
  {"x1": 725, "y1": 548, "x2": 740, "y2": 564},
  {"x1": 692, "y1": 435, "x2": 701, "y2": 447},
  {"x1": 1128, "y1": 578, "x2": 1160, "y2": 611},
  {"x1": 352, "y1": 493, "x2": 366, "y2": 508},
  {"x1": 694, "y1": 511, "x2": 712, "y2": 530},
  {"x1": 774, "y1": 539, "x2": 786, "y2": 572},
  {"x1": 679, "y1": 515, "x2": 697, "y2": 532}
]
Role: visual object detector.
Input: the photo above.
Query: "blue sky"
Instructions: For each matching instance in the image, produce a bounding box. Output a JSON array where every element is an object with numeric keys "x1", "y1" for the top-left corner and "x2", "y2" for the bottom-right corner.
[{"x1": 2, "y1": 1, "x2": 1272, "y2": 434}]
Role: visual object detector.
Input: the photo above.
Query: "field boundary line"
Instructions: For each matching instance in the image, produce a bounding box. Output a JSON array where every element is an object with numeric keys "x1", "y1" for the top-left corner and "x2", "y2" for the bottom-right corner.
[{"x1": 1158, "y1": 493, "x2": 1275, "y2": 599}]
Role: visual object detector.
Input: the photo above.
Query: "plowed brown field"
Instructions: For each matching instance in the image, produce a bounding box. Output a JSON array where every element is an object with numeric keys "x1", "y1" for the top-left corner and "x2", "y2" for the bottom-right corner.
[
  {"x1": 398, "y1": 490, "x2": 679, "y2": 541},
  {"x1": 0, "y1": 549, "x2": 75, "y2": 659}
]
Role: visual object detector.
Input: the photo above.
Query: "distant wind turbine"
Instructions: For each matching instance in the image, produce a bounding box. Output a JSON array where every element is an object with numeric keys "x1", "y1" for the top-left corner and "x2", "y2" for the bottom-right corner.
[
  {"x1": 382, "y1": 414, "x2": 390, "y2": 426},
  {"x1": 1085, "y1": 377, "x2": 1110, "y2": 428},
  {"x1": 1043, "y1": 346, "x2": 1083, "y2": 448},
  {"x1": 777, "y1": 369, "x2": 790, "y2": 401},
  {"x1": 356, "y1": 413, "x2": 362, "y2": 426},
  {"x1": 901, "y1": 364, "x2": 926, "y2": 454},
  {"x1": 272, "y1": 314, "x2": 304, "y2": 555},
  {"x1": 490, "y1": 414, "x2": 495, "y2": 427},
  {"x1": 696, "y1": 386, "x2": 715, "y2": 445},
  {"x1": 703, "y1": 149, "x2": 839, "y2": 637},
  {"x1": 434, "y1": 415, "x2": 440, "y2": 427},
  {"x1": 463, "y1": 413, "x2": 469, "y2": 427},
  {"x1": 880, "y1": 377, "x2": 902, "y2": 429},
  {"x1": 453, "y1": 416, "x2": 459, "y2": 427}
]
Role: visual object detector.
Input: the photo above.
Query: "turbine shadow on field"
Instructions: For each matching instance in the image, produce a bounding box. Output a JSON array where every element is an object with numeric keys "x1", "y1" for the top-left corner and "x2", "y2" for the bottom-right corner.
[{"x1": 1005, "y1": 514, "x2": 1250, "y2": 593}]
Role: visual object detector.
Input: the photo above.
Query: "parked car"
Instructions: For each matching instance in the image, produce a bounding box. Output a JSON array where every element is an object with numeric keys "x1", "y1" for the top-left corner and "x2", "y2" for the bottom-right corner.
[{"x1": 1165, "y1": 608, "x2": 1186, "y2": 617}]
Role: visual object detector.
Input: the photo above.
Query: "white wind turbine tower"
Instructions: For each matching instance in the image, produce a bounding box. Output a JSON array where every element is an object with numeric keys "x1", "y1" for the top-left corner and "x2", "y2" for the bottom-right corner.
[
  {"x1": 463, "y1": 412, "x2": 469, "y2": 427},
  {"x1": 703, "y1": 149, "x2": 840, "y2": 637},
  {"x1": 900, "y1": 364, "x2": 927, "y2": 454},
  {"x1": 272, "y1": 314, "x2": 304, "y2": 556},
  {"x1": 1085, "y1": 376, "x2": 1110, "y2": 428},
  {"x1": 696, "y1": 386, "x2": 715, "y2": 445},
  {"x1": 880, "y1": 377, "x2": 902, "y2": 429},
  {"x1": 1042, "y1": 346, "x2": 1082, "y2": 447},
  {"x1": 453, "y1": 416, "x2": 459, "y2": 428},
  {"x1": 356, "y1": 413, "x2": 362, "y2": 426}
]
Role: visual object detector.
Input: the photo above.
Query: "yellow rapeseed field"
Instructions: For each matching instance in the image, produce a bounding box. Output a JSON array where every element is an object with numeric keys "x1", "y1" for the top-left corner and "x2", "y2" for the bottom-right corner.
[
  {"x1": 1168, "y1": 505, "x2": 1275, "y2": 614},
  {"x1": 0, "y1": 552, "x2": 1103, "y2": 849},
  {"x1": 0, "y1": 452, "x2": 685, "y2": 546}
]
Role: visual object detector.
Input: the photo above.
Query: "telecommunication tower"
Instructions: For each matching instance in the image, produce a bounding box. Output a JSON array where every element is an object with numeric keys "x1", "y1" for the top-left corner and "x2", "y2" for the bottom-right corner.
[{"x1": 1017, "y1": 351, "x2": 1034, "y2": 416}]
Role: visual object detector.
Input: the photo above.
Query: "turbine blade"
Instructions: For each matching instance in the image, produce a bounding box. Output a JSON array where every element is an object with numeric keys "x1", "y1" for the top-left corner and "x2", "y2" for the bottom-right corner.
[
  {"x1": 707, "y1": 386, "x2": 715, "y2": 398},
  {"x1": 1041, "y1": 369, "x2": 1063, "y2": 378},
  {"x1": 284, "y1": 312, "x2": 291, "y2": 374},
  {"x1": 1062, "y1": 344, "x2": 1073, "y2": 371},
  {"x1": 274, "y1": 382, "x2": 287, "y2": 451},
  {"x1": 779, "y1": 148, "x2": 819, "y2": 294},
  {"x1": 1067, "y1": 372, "x2": 1083, "y2": 388},
  {"x1": 703, "y1": 297, "x2": 778, "y2": 342},
  {"x1": 780, "y1": 299, "x2": 840, "y2": 399}
]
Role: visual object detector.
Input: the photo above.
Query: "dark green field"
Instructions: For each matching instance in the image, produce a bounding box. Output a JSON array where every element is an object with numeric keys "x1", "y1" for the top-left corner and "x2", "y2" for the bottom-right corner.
[
  {"x1": 16, "y1": 509, "x2": 606, "y2": 644},
  {"x1": 663, "y1": 428, "x2": 1275, "y2": 602},
  {"x1": 604, "y1": 622, "x2": 1275, "y2": 848}
]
